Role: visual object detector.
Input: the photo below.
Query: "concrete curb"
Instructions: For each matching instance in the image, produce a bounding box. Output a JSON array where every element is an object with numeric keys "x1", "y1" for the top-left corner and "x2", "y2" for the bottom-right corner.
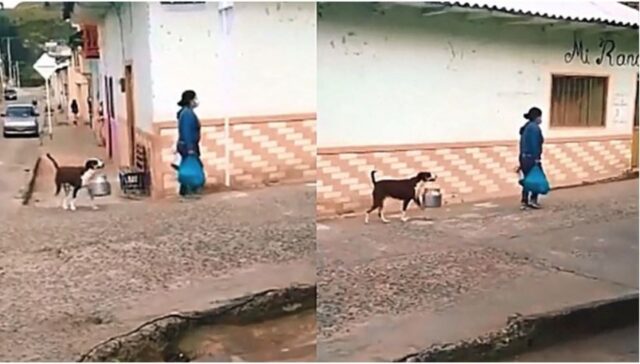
[
  {"x1": 398, "y1": 293, "x2": 639, "y2": 362},
  {"x1": 78, "y1": 284, "x2": 316, "y2": 362},
  {"x1": 551, "y1": 170, "x2": 639, "y2": 192},
  {"x1": 20, "y1": 155, "x2": 42, "y2": 206}
]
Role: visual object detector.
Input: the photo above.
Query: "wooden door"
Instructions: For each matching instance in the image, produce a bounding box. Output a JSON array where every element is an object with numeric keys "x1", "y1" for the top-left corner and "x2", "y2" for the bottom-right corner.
[
  {"x1": 632, "y1": 74, "x2": 639, "y2": 170},
  {"x1": 106, "y1": 76, "x2": 114, "y2": 159},
  {"x1": 124, "y1": 65, "x2": 136, "y2": 167}
]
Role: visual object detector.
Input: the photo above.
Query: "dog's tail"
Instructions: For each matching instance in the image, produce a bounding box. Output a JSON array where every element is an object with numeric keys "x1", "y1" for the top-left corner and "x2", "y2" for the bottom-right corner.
[
  {"x1": 46, "y1": 153, "x2": 60, "y2": 170},
  {"x1": 370, "y1": 170, "x2": 377, "y2": 185}
]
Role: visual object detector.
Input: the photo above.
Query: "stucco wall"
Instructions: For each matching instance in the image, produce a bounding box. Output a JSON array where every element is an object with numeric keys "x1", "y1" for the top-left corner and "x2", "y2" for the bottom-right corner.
[
  {"x1": 317, "y1": 3, "x2": 639, "y2": 148},
  {"x1": 99, "y1": 3, "x2": 154, "y2": 132},
  {"x1": 147, "y1": 2, "x2": 316, "y2": 122},
  {"x1": 67, "y1": 53, "x2": 89, "y2": 122}
]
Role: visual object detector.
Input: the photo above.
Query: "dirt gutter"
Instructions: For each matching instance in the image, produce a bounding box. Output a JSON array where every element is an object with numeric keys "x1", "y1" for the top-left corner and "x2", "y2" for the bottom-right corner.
[
  {"x1": 78, "y1": 284, "x2": 316, "y2": 362},
  {"x1": 397, "y1": 293, "x2": 638, "y2": 362},
  {"x1": 20, "y1": 155, "x2": 41, "y2": 205}
]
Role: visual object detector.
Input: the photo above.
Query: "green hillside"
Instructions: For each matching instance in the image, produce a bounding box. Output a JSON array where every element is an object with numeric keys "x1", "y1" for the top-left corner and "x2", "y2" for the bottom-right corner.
[{"x1": 0, "y1": 2, "x2": 75, "y2": 86}]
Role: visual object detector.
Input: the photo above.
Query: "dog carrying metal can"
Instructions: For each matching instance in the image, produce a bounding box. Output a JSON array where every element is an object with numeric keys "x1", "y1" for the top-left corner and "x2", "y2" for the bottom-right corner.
[
  {"x1": 422, "y1": 188, "x2": 442, "y2": 208},
  {"x1": 89, "y1": 174, "x2": 112, "y2": 197}
]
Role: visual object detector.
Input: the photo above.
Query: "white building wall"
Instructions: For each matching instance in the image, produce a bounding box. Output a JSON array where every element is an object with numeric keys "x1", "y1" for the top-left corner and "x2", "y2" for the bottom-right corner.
[
  {"x1": 147, "y1": 2, "x2": 316, "y2": 122},
  {"x1": 98, "y1": 2, "x2": 154, "y2": 132},
  {"x1": 318, "y1": 4, "x2": 639, "y2": 148}
]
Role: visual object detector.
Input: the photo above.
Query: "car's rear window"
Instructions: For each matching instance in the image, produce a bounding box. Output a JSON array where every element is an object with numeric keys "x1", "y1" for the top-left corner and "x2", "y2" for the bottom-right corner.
[{"x1": 6, "y1": 107, "x2": 34, "y2": 117}]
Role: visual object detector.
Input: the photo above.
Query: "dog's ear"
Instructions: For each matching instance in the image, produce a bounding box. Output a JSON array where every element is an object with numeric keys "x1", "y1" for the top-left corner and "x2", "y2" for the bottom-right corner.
[
  {"x1": 84, "y1": 159, "x2": 97, "y2": 170},
  {"x1": 422, "y1": 172, "x2": 436, "y2": 181}
]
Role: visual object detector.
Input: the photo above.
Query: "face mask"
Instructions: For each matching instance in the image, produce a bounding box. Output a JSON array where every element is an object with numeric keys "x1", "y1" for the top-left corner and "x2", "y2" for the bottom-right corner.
[{"x1": 192, "y1": 99, "x2": 199, "y2": 108}]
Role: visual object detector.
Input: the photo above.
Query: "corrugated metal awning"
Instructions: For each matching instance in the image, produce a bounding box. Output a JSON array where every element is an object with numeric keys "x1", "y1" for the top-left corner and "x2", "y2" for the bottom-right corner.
[{"x1": 436, "y1": 1, "x2": 639, "y2": 28}]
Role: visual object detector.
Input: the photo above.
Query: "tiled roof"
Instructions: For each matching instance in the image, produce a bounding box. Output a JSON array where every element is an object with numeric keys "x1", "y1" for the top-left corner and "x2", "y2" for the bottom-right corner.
[{"x1": 438, "y1": 1, "x2": 639, "y2": 28}]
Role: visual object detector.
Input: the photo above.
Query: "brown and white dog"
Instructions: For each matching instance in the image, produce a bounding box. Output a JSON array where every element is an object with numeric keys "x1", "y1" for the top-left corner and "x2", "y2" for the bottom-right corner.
[
  {"x1": 46, "y1": 153, "x2": 105, "y2": 211},
  {"x1": 365, "y1": 170, "x2": 437, "y2": 224}
]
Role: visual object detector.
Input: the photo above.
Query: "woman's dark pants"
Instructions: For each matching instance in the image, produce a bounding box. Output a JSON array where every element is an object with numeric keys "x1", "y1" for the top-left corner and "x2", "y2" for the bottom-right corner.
[{"x1": 519, "y1": 155, "x2": 541, "y2": 204}]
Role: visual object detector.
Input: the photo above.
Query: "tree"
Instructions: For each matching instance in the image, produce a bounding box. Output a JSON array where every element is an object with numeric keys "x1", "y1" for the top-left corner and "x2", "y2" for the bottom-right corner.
[{"x1": 0, "y1": 2, "x2": 74, "y2": 86}]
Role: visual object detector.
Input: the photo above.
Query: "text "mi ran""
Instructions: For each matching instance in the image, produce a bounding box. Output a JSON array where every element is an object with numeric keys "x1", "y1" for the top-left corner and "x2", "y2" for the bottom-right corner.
[{"x1": 564, "y1": 39, "x2": 639, "y2": 67}]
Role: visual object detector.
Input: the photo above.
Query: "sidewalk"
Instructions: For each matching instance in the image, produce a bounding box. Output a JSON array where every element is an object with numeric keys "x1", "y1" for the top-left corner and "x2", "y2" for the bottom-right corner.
[
  {"x1": 30, "y1": 124, "x2": 126, "y2": 208},
  {"x1": 317, "y1": 179, "x2": 639, "y2": 361}
]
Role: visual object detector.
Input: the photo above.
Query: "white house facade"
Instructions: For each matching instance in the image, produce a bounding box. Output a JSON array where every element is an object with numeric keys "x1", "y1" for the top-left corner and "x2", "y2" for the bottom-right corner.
[
  {"x1": 72, "y1": 2, "x2": 316, "y2": 196},
  {"x1": 317, "y1": 2, "x2": 639, "y2": 217}
]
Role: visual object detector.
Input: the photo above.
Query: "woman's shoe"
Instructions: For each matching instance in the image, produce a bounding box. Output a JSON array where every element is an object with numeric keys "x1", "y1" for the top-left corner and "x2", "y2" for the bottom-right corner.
[
  {"x1": 528, "y1": 201, "x2": 541, "y2": 209},
  {"x1": 520, "y1": 202, "x2": 529, "y2": 210}
]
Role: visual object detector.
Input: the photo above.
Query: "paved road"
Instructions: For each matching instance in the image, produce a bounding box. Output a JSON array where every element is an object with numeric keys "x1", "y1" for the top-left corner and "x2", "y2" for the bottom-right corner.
[
  {"x1": 0, "y1": 88, "x2": 43, "y2": 214},
  {"x1": 317, "y1": 179, "x2": 639, "y2": 361}
]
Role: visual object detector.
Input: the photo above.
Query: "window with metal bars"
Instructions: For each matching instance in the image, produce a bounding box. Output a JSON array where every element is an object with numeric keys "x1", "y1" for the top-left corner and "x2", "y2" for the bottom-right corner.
[{"x1": 550, "y1": 75, "x2": 608, "y2": 128}]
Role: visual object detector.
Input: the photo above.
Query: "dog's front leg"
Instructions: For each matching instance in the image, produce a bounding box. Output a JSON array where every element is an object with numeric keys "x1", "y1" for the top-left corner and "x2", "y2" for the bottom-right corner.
[
  {"x1": 70, "y1": 187, "x2": 81, "y2": 211},
  {"x1": 87, "y1": 188, "x2": 99, "y2": 210}
]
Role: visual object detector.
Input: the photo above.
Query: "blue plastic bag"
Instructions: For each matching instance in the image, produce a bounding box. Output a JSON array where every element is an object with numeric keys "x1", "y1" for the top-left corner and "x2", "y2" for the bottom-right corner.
[
  {"x1": 521, "y1": 164, "x2": 550, "y2": 195},
  {"x1": 178, "y1": 155, "x2": 205, "y2": 189}
]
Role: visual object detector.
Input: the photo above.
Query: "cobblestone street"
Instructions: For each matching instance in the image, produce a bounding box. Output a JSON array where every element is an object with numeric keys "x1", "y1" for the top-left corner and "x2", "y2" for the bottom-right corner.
[
  {"x1": 317, "y1": 179, "x2": 639, "y2": 361},
  {"x1": 0, "y1": 183, "x2": 315, "y2": 361}
]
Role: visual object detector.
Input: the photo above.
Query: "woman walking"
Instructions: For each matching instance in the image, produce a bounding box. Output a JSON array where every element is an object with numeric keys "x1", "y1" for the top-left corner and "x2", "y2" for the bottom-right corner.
[
  {"x1": 176, "y1": 90, "x2": 204, "y2": 198},
  {"x1": 518, "y1": 107, "x2": 545, "y2": 210},
  {"x1": 70, "y1": 99, "x2": 79, "y2": 126}
]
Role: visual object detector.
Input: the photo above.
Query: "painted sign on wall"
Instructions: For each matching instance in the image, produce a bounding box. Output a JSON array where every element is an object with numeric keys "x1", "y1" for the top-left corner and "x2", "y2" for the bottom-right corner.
[{"x1": 564, "y1": 38, "x2": 639, "y2": 67}]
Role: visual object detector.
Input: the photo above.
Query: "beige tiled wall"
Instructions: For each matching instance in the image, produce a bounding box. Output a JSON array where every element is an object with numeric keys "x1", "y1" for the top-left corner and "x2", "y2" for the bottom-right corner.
[
  {"x1": 154, "y1": 116, "x2": 316, "y2": 193},
  {"x1": 317, "y1": 137, "x2": 631, "y2": 217}
]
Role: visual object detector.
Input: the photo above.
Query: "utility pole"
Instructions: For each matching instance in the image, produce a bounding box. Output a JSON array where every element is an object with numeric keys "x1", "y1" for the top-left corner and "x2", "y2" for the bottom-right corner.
[
  {"x1": 15, "y1": 61, "x2": 21, "y2": 88},
  {"x1": 1, "y1": 37, "x2": 16, "y2": 86},
  {"x1": 0, "y1": 45, "x2": 3, "y2": 91},
  {"x1": 0, "y1": 60, "x2": 4, "y2": 95},
  {"x1": 5, "y1": 37, "x2": 12, "y2": 85}
]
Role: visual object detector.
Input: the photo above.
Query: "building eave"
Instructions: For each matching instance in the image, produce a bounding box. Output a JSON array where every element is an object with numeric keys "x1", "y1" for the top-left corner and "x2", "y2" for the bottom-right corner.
[{"x1": 399, "y1": 1, "x2": 639, "y2": 29}]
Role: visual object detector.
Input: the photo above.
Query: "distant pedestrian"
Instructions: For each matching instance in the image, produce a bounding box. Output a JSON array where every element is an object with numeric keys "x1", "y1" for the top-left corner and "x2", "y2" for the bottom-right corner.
[
  {"x1": 70, "y1": 99, "x2": 79, "y2": 126},
  {"x1": 176, "y1": 90, "x2": 204, "y2": 198},
  {"x1": 96, "y1": 101, "x2": 106, "y2": 147},
  {"x1": 87, "y1": 97, "x2": 93, "y2": 122},
  {"x1": 518, "y1": 107, "x2": 545, "y2": 210}
]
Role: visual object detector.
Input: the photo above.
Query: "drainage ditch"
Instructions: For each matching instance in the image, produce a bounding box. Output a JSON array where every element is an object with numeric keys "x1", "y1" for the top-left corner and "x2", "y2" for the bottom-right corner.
[
  {"x1": 79, "y1": 284, "x2": 316, "y2": 362},
  {"x1": 511, "y1": 324, "x2": 638, "y2": 362},
  {"x1": 398, "y1": 293, "x2": 638, "y2": 362}
]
